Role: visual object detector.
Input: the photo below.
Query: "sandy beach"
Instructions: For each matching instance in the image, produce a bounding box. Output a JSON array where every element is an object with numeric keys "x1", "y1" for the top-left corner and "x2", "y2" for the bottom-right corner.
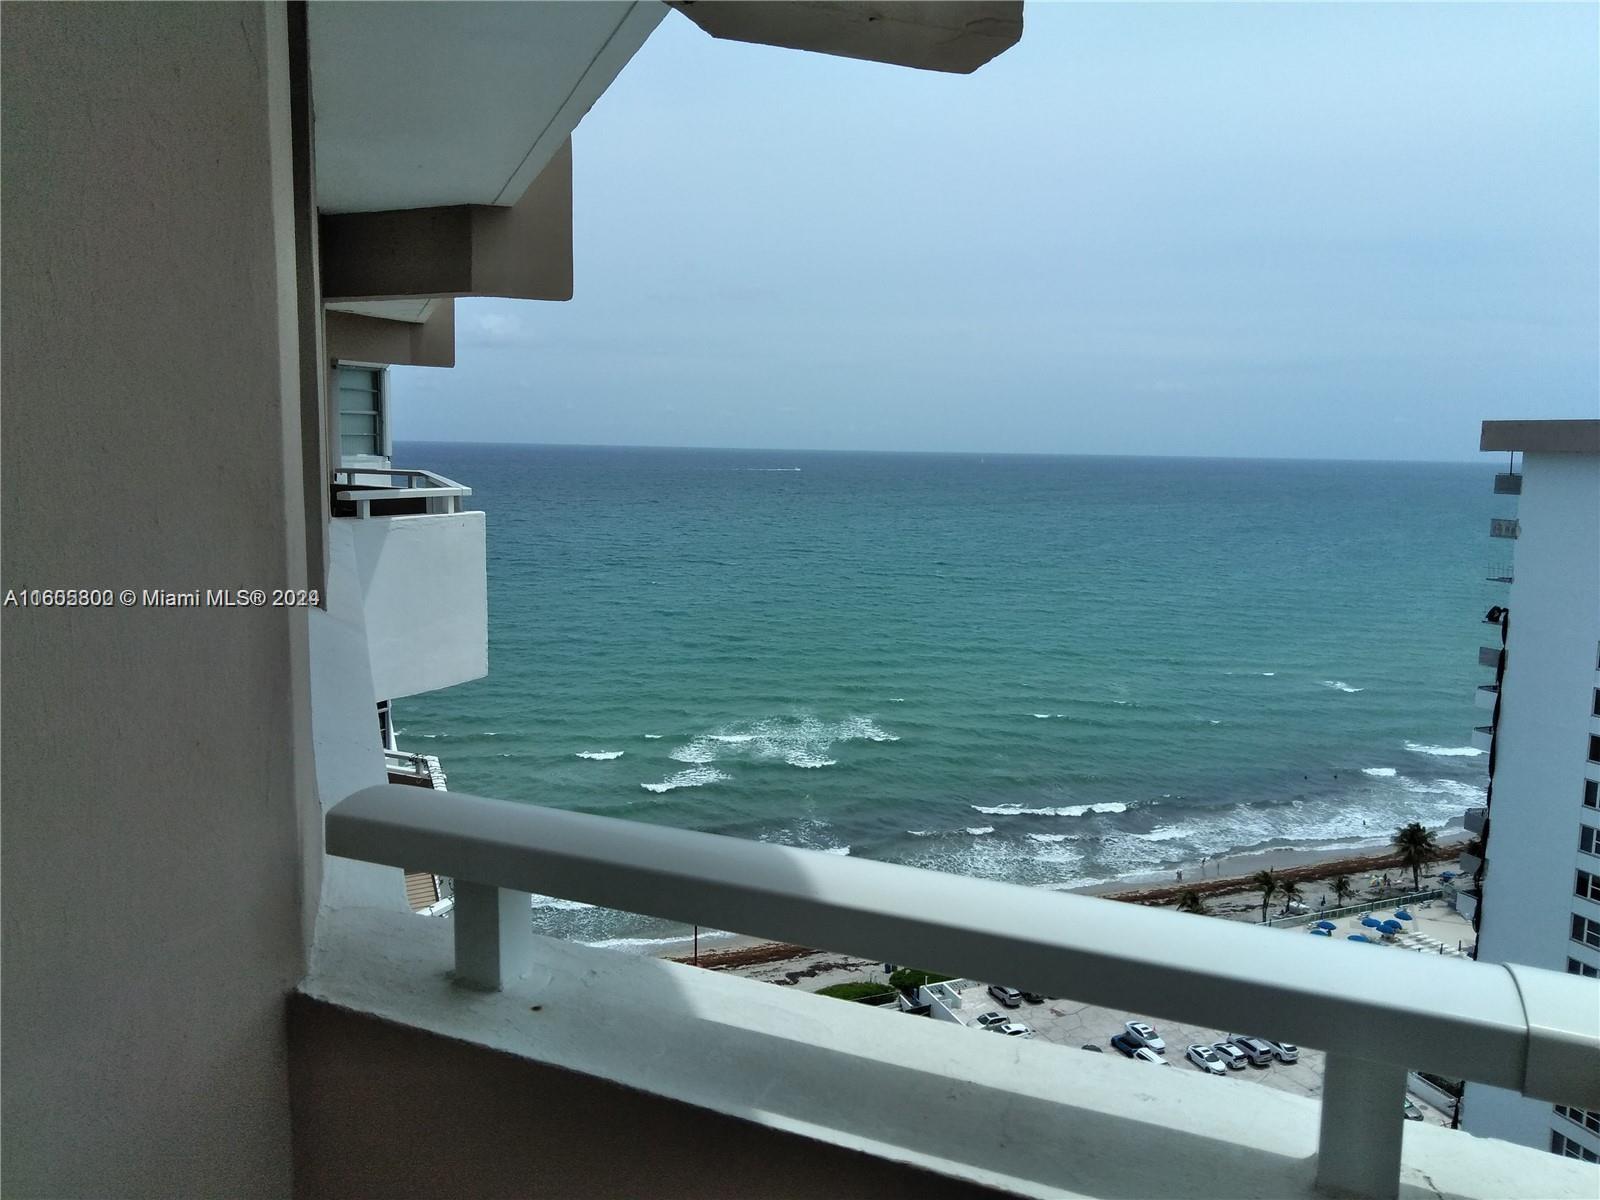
[{"x1": 665, "y1": 834, "x2": 1474, "y2": 986}]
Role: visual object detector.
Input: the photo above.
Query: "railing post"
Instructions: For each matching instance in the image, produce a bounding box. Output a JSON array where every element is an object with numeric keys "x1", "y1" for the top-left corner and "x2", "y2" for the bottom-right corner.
[
  {"x1": 1316, "y1": 1053, "x2": 1407, "y2": 1199},
  {"x1": 453, "y1": 880, "x2": 531, "y2": 991}
]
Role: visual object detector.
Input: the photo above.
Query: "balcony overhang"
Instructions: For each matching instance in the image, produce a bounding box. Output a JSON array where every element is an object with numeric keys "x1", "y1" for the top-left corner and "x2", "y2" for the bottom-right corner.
[
  {"x1": 319, "y1": 142, "x2": 572, "y2": 303},
  {"x1": 325, "y1": 299, "x2": 457, "y2": 368},
  {"x1": 667, "y1": 1, "x2": 1023, "y2": 74},
  {"x1": 1480, "y1": 420, "x2": 1600, "y2": 455}
]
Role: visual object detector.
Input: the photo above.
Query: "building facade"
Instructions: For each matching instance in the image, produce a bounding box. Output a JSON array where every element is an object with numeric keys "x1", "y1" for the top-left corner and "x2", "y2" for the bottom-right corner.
[{"x1": 1461, "y1": 420, "x2": 1600, "y2": 1162}]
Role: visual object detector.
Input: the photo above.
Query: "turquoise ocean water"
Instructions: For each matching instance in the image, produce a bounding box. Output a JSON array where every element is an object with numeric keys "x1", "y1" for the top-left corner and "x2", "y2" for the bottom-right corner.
[{"x1": 396, "y1": 443, "x2": 1499, "y2": 948}]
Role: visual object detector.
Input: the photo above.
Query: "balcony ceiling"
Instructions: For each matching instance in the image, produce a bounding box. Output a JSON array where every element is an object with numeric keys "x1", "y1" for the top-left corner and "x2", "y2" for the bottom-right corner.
[
  {"x1": 326, "y1": 300, "x2": 437, "y2": 324},
  {"x1": 308, "y1": 1, "x2": 666, "y2": 214}
]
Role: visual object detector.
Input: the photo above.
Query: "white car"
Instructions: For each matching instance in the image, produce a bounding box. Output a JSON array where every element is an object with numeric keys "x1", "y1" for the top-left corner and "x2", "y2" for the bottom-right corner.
[
  {"x1": 1132, "y1": 1047, "x2": 1169, "y2": 1065},
  {"x1": 989, "y1": 1022, "x2": 1034, "y2": 1038},
  {"x1": 1266, "y1": 1039, "x2": 1299, "y2": 1064},
  {"x1": 974, "y1": 1011, "x2": 1008, "y2": 1029},
  {"x1": 1186, "y1": 1044, "x2": 1226, "y2": 1075},
  {"x1": 1125, "y1": 1020, "x2": 1166, "y2": 1053},
  {"x1": 1211, "y1": 1041, "x2": 1248, "y2": 1070}
]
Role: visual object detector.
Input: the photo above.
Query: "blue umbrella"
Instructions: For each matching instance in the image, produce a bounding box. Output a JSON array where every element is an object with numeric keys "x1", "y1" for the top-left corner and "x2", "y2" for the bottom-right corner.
[
  {"x1": 1380, "y1": 921, "x2": 1403, "y2": 934},
  {"x1": 1347, "y1": 934, "x2": 1371, "y2": 942},
  {"x1": 1314, "y1": 919, "x2": 1337, "y2": 931},
  {"x1": 1440, "y1": 871, "x2": 1455, "y2": 881},
  {"x1": 1310, "y1": 928, "x2": 1332, "y2": 937},
  {"x1": 1394, "y1": 910, "x2": 1414, "y2": 921},
  {"x1": 1361, "y1": 915, "x2": 1382, "y2": 928}
]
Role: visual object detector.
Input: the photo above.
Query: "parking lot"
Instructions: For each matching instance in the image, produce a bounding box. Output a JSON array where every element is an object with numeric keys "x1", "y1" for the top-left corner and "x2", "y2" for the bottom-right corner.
[{"x1": 943, "y1": 982, "x2": 1452, "y2": 1125}]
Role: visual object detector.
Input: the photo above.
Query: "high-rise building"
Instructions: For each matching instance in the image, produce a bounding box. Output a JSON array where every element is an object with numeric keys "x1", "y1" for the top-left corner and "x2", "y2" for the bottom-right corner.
[{"x1": 1460, "y1": 420, "x2": 1600, "y2": 1163}]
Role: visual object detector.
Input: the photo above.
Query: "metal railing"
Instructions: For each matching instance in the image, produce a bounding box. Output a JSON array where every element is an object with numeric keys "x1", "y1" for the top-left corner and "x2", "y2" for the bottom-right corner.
[
  {"x1": 1493, "y1": 473, "x2": 1522, "y2": 495},
  {"x1": 332, "y1": 467, "x2": 471, "y2": 518},
  {"x1": 1267, "y1": 888, "x2": 1444, "y2": 929},
  {"x1": 326, "y1": 784, "x2": 1600, "y2": 1200},
  {"x1": 1489, "y1": 518, "x2": 1520, "y2": 540}
]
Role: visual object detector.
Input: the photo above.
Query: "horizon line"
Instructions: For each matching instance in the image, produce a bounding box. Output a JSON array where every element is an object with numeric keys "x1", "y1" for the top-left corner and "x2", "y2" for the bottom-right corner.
[{"x1": 391, "y1": 435, "x2": 1494, "y2": 467}]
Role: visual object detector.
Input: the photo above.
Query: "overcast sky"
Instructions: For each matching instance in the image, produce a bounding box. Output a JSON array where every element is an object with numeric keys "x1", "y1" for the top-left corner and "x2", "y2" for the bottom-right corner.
[{"x1": 392, "y1": 1, "x2": 1599, "y2": 461}]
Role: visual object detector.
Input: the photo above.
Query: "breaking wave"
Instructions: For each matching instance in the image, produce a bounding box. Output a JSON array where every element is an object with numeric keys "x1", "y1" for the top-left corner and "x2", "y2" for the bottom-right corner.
[
  {"x1": 576, "y1": 750, "x2": 624, "y2": 761},
  {"x1": 641, "y1": 766, "x2": 730, "y2": 793}
]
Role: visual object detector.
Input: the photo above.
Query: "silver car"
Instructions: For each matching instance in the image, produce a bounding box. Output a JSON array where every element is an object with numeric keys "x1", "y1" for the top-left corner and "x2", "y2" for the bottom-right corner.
[
  {"x1": 1211, "y1": 1041, "x2": 1248, "y2": 1070},
  {"x1": 1186, "y1": 1043, "x2": 1226, "y2": 1075}
]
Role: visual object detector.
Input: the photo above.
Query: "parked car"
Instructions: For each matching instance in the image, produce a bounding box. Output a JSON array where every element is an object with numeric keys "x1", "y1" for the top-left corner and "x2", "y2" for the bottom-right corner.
[
  {"x1": 1265, "y1": 1039, "x2": 1299, "y2": 1064},
  {"x1": 1081, "y1": 1043, "x2": 1104, "y2": 1053},
  {"x1": 975, "y1": 1011, "x2": 1008, "y2": 1029},
  {"x1": 1109, "y1": 1033, "x2": 1142, "y2": 1057},
  {"x1": 1125, "y1": 1020, "x2": 1166, "y2": 1053},
  {"x1": 989, "y1": 1022, "x2": 1034, "y2": 1038},
  {"x1": 1226, "y1": 1035, "x2": 1276, "y2": 1066},
  {"x1": 1402, "y1": 1099, "x2": 1424, "y2": 1122},
  {"x1": 1211, "y1": 1041, "x2": 1248, "y2": 1071},
  {"x1": 1133, "y1": 1047, "x2": 1169, "y2": 1065},
  {"x1": 987, "y1": 985, "x2": 1024, "y2": 1008},
  {"x1": 1185, "y1": 1044, "x2": 1226, "y2": 1075},
  {"x1": 1021, "y1": 990, "x2": 1046, "y2": 1004}
]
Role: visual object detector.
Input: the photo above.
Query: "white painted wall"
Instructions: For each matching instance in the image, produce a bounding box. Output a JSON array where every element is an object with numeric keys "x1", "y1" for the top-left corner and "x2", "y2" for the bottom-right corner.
[
  {"x1": 346, "y1": 511, "x2": 488, "y2": 701},
  {"x1": 1465, "y1": 450, "x2": 1600, "y2": 1155},
  {"x1": 1, "y1": 5, "x2": 311, "y2": 1193}
]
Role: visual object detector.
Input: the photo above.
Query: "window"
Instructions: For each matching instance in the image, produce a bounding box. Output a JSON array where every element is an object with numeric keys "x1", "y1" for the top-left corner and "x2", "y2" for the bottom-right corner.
[
  {"x1": 1568, "y1": 958, "x2": 1600, "y2": 978},
  {"x1": 1573, "y1": 914, "x2": 1600, "y2": 948},
  {"x1": 1554, "y1": 1106, "x2": 1600, "y2": 1136},
  {"x1": 1577, "y1": 871, "x2": 1600, "y2": 903},
  {"x1": 1583, "y1": 825, "x2": 1600, "y2": 857},
  {"x1": 1552, "y1": 1131, "x2": 1599, "y2": 1163},
  {"x1": 1588, "y1": 779, "x2": 1600, "y2": 810},
  {"x1": 337, "y1": 364, "x2": 385, "y2": 460},
  {"x1": 1593, "y1": 687, "x2": 1600, "y2": 719},
  {"x1": 1590, "y1": 734, "x2": 1600, "y2": 765}
]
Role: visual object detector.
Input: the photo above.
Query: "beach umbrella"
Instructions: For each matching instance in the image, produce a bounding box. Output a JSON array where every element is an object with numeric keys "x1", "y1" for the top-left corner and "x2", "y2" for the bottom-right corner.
[
  {"x1": 1347, "y1": 934, "x2": 1370, "y2": 942},
  {"x1": 1310, "y1": 928, "x2": 1332, "y2": 937},
  {"x1": 1439, "y1": 872, "x2": 1455, "y2": 882},
  {"x1": 1315, "y1": 919, "x2": 1337, "y2": 930},
  {"x1": 1394, "y1": 910, "x2": 1414, "y2": 921},
  {"x1": 1361, "y1": 916, "x2": 1382, "y2": 928}
]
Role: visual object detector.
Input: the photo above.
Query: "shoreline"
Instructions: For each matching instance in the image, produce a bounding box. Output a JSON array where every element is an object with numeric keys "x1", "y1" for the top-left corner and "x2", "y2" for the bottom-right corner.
[{"x1": 665, "y1": 833, "x2": 1471, "y2": 972}]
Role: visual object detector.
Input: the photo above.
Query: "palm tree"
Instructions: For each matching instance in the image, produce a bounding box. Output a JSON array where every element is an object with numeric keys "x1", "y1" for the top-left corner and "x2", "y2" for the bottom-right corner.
[
  {"x1": 1279, "y1": 879, "x2": 1303, "y2": 914},
  {"x1": 1393, "y1": 822, "x2": 1439, "y2": 890},
  {"x1": 1175, "y1": 889, "x2": 1207, "y2": 915},
  {"x1": 1331, "y1": 874, "x2": 1355, "y2": 906},
  {"x1": 1252, "y1": 869, "x2": 1278, "y2": 923}
]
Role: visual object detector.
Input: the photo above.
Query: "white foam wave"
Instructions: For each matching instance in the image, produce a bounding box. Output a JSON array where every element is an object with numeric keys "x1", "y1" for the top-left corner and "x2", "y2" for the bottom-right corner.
[
  {"x1": 667, "y1": 714, "x2": 898, "y2": 769},
  {"x1": 1362, "y1": 767, "x2": 1397, "y2": 778},
  {"x1": 787, "y1": 753, "x2": 837, "y2": 769},
  {"x1": 1261, "y1": 672, "x2": 1276, "y2": 677},
  {"x1": 583, "y1": 929, "x2": 738, "y2": 950},
  {"x1": 822, "y1": 845, "x2": 851, "y2": 856},
  {"x1": 1320, "y1": 680, "x2": 1364, "y2": 693},
  {"x1": 1027, "y1": 833, "x2": 1070, "y2": 843},
  {"x1": 907, "y1": 829, "x2": 933, "y2": 837},
  {"x1": 888, "y1": 697, "x2": 905, "y2": 703},
  {"x1": 966, "y1": 826, "x2": 995, "y2": 836},
  {"x1": 576, "y1": 750, "x2": 624, "y2": 761},
  {"x1": 643, "y1": 734, "x2": 663, "y2": 739},
  {"x1": 531, "y1": 894, "x2": 594, "y2": 913},
  {"x1": 1403, "y1": 777, "x2": 1485, "y2": 802},
  {"x1": 1405, "y1": 741, "x2": 1483, "y2": 758},
  {"x1": 1031, "y1": 713, "x2": 1052, "y2": 719},
  {"x1": 641, "y1": 766, "x2": 730, "y2": 794},
  {"x1": 970, "y1": 802, "x2": 1129, "y2": 817}
]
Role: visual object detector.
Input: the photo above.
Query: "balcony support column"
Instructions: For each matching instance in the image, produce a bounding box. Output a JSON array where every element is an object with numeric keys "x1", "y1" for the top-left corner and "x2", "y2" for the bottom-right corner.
[
  {"x1": 1316, "y1": 1053, "x2": 1406, "y2": 1199},
  {"x1": 453, "y1": 881, "x2": 531, "y2": 991}
]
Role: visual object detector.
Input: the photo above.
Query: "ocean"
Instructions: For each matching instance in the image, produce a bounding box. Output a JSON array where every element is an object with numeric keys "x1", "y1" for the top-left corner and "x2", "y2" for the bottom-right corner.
[{"x1": 395, "y1": 442, "x2": 1497, "y2": 949}]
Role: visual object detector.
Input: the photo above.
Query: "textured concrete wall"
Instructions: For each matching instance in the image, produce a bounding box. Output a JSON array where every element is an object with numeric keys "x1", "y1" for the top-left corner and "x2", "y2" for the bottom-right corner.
[
  {"x1": 1, "y1": 3, "x2": 311, "y2": 1194},
  {"x1": 288, "y1": 997, "x2": 1006, "y2": 1200}
]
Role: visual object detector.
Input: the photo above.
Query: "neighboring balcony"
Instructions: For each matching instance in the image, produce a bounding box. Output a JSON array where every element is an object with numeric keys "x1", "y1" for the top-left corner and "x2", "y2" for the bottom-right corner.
[
  {"x1": 1459, "y1": 849, "x2": 1484, "y2": 878},
  {"x1": 332, "y1": 468, "x2": 487, "y2": 702},
  {"x1": 1493, "y1": 472, "x2": 1522, "y2": 495},
  {"x1": 1475, "y1": 683, "x2": 1499, "y2": 711},
  {"x1": 1454, "y1": 888, "x2": 1480, "y2": 923},
  {"x1": 1489, "y1": 518, "x2": 1520, "y2": 539},
  {"x1": 1478, "y1": 645, "x2": 1504, "y2": 669},
  {"x1": 1464, "y1": 806, "x2": 1488, "y2": 836},
  {"x1": 1471, "y1": 725, "x2": 1494, "y2": 753}
]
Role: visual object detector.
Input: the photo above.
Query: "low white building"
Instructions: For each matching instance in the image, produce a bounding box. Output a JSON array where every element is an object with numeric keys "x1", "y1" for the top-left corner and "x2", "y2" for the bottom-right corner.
[{"x1": 1459, "y1": 420, "x2": 1600, "y2": 1163}]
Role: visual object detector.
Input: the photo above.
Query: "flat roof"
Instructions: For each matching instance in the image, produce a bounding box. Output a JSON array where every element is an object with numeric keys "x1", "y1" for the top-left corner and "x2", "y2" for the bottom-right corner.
[{"x1": 1480, "y1": 420, "x2": 1600, "y2": 454}]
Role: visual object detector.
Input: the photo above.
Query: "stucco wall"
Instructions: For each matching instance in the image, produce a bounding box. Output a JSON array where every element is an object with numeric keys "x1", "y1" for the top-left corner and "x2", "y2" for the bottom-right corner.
[
  {"x1": 288, "y1": 997, "x2": 1007, "y2": 1200},
  {"x1": 1, "y1": 4, "x2": 311, "y2": 1194}
]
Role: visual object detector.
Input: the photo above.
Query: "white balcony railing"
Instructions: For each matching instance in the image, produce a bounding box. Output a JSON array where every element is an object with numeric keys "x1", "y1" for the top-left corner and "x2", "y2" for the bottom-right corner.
[
  {"x1": 326, "y1": 784, "x2": 1600, "y2": 1200},
  {"x1": 333, "y1": 467, "x2": 471, "y2": 518},
  {"x1": 1472, "y1": 724, "x2": 1495, "y2": 753},
  {"x1": 1464, "y1": 807, "x2": 1488, "y2": 836}
]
